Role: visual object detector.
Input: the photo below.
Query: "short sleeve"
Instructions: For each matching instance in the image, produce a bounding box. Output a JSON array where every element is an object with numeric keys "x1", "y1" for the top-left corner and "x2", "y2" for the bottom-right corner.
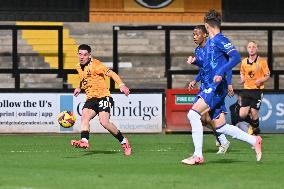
[
  {"x1": 260, "y1": 59, "x2": 270, "y2": 76},
  {"x1": 240, "y1": 59, "x2": 246, "y2": 76},
  {"x1": 92, "y1": 59, "x2": 109, "y2": 75}
]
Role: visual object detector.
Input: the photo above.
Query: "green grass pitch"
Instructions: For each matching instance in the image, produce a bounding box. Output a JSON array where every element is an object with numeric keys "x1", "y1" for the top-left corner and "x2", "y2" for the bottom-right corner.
[{"x1": 0, "y1": 134, "x2": 283, "y2": 189}]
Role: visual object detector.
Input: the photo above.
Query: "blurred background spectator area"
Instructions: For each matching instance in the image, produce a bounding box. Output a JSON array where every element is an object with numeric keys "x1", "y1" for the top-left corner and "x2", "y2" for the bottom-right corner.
[{"x1": 0, "y1": 0, "x2": 284, "y2": 90}]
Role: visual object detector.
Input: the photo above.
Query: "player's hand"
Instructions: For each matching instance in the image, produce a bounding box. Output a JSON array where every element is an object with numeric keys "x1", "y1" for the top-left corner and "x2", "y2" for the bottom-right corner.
[
  {"x1": 227, "y1": 85, "x2": 234, "y2": 97},
  {"x1": 120, "y1": 85, "x2": 130, "y2": 96},
  {"x1": 213, "y1": 75, "x2": 222, "y2": 83},
  {"x1": 255, "y1": 80, "x2": 262, "y2": 87},
  {"x1": 187, "y1": 56, "x2": 196, "y2": 65},
  {"x1": 73, "y1": 87, "x2": 81, "y2": 97},
  {"x1": 188, "y1": 80, "x2": 197, "y2": 90}
]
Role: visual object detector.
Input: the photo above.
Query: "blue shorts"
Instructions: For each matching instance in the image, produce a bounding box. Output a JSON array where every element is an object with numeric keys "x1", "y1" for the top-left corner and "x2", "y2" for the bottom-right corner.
[
  {"x1": 208, "y1": 102, "x2": 227, "y2": 120},
  {"x1": 193, "y1": 85, "x2": 205, "y2": 104},
  {"x1": 198, "y1": 81, "x2": 228, "y2": 120}
]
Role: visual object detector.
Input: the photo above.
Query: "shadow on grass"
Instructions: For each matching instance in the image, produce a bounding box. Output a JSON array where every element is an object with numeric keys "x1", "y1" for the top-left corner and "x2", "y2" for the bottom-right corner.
[
  {"x1": 81, "y1": 150, "x2": 119, "y2": 156},
  {"x1": 204, "y1": 148, "x2": 240, "y2": 153},
  {"x1": 204, "y1": 149, "x2": 220, "y2": 153},
  {"x1": 63, "y1": 150, "x2": 119, "y2": 158},
  {"x1": 209, "y1": 158, "x2": 245, "y2": 164}
]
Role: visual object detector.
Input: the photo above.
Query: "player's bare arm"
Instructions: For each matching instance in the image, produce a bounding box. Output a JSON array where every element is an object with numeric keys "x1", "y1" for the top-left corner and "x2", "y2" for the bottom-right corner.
[
  {"x1": 119, "y1": 84, "x2": 130, "y2": 96},
  {"x1": 106, "y1": 70, "x2": 130, "y2": 96},
  {"x1": 255, "y1": 74, "x2": 270, "y2": 87},
  {"x1": 240, "y1": 73, "x2": 245, "y2": 84},
  {"x1": 73, "y1": 87, "x2": 81, "y2": 97}
]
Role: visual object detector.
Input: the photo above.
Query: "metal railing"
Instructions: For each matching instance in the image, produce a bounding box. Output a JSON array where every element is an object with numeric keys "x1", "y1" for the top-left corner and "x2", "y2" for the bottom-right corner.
[
  {"x1": 0, "y1": 25, "x2": 76, "y2": 92},
  {"x1": 1, "y1": 25, "x2": 283, "y2": 92}
]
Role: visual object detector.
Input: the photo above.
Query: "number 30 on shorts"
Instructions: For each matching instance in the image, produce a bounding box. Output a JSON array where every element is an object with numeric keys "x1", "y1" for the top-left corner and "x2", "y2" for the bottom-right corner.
[{"x1": 99, "y1": 97, "x2": 112, "y2": 109}]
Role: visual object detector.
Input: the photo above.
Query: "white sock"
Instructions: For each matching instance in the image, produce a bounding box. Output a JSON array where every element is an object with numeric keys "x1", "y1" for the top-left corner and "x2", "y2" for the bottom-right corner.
[
  {"x1": 237, "y1": 122, "x2": 250, "y2": 133},
  {"x1": 81, "y1": 138, "x2": 88, "y2": 143},
  {"x1": 218, "y1": 134, "x2": 230, "y2": 145},
  {"x1": 187, "y1": 110, "x2": 203, "y2": 157},
  {"x1": 216, "y1": 124, "x2": 256, "y2": 146}
]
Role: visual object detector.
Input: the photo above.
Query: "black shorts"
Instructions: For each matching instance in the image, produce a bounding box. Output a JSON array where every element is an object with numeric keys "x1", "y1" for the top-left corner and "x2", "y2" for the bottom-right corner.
[
  {"x1": 83, "y1": 96, "x2": 114, "y2": 114},
  {"x1": 239, "y1": 89, "x2": 263, "y2": 110}
]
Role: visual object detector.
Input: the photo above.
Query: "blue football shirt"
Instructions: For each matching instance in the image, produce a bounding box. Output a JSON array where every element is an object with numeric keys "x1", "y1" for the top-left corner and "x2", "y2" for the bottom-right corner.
[{"x1": 202, "y1": 32, "x2": 238, "y2": 89}]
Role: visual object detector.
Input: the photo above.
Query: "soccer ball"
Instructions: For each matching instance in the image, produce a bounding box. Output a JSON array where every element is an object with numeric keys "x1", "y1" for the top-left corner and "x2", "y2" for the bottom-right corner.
[{"x1": 57, "y1": 111, "x2": 76, "y2": 128}]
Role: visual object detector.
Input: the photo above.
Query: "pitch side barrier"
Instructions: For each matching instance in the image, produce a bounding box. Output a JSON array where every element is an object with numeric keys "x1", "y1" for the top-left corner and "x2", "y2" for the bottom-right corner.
[
  {"x1": 165, "y1": 89, "x2": 284, "y2": 133},
  {"x1": 0, "y1": 92, "x2": 165, "y2": 133}
]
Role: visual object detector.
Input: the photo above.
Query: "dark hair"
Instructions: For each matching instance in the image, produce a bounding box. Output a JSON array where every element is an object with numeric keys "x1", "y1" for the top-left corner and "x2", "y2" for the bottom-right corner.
[
  {"x1": 78, "y1": 44, "x2": 91, "y2": 53},
  {"x1": 194, "y1": 25, "x2": 208, "y2": 35},
  {"x1": 204, "y1": 9, "x2": 221, "y2": 28}
]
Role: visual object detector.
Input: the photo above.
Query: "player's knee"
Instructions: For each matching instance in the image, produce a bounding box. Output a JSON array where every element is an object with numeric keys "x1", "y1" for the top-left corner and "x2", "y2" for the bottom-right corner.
[
  {"x1": 205, "y1": 116, "x2": 211, "y2": 125},
  {"x1": 239, "y1": 108, "x2": 249, "y2": 119},
  {"x1": 187, "y1": 109, "x2": 201, "y2": 121},
  {"x1": 250, "y1": 110, "x2": 259, "y2": 120},
  {"x1": 200, "y1": 115, "x2": 206, "y2": 126},
  {"x1": 239, "y1": 112, "x2": 248, "y2": 120}
]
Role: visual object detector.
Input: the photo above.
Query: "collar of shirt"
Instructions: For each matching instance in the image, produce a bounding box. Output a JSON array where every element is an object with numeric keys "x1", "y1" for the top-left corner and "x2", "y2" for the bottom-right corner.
[
  {"x1": 80, "y1": 58, "x2": 93, "y2": 70},
  {"x1": 247, "y1": 55, "x2": 258, "y2": 65}
]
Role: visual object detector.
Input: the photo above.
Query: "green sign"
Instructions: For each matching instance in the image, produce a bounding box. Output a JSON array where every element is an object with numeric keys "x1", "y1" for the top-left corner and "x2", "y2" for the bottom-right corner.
[{"x1": 175, "y1": 95, "x2": 195, "y2": 105}]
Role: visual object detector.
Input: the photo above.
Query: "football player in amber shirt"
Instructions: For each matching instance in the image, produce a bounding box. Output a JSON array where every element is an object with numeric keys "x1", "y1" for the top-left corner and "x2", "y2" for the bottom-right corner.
[
  {"x1": 239, "y1": 41, "x2": 270, "y2": 135},
  {"x1": 71, "y1": 44, "x2": 131, "y2": 156}
]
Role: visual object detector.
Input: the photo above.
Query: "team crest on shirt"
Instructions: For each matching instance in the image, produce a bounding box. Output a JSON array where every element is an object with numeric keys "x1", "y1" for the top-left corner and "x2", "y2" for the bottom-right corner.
[
  {"x1": 81, "y1": 78, "x2": 88, "y2": 88},
  {"x1": 87, "y1": 69, "x2": 91, "y2": 77},
  {"x1": 248, "y1": 71, "x2": 255, "y2": 78}
]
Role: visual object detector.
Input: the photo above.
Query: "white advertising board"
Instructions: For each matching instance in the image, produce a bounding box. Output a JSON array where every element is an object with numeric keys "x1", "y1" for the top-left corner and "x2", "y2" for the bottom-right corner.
[{"x1": 0, "y1": 93, "x2": 162, "y2": 133}]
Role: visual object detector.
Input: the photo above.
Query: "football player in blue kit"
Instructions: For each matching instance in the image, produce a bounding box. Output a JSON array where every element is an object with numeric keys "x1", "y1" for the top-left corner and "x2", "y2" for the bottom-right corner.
[
  {"x1": 187, "y1": 25, "x2": 231, "y2": 154},
  {"x1": 181, "y1": 9, "x2": 263, "y2": 165}
]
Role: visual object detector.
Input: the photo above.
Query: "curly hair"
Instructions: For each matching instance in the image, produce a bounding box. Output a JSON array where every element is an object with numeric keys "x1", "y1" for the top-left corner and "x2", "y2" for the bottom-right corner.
[
  {"x1": 194, "y1": 25, "x2": 208, "y2": 35},
  {"x1": 204, "y1": 9, "x2": 221, "y2": 28}
]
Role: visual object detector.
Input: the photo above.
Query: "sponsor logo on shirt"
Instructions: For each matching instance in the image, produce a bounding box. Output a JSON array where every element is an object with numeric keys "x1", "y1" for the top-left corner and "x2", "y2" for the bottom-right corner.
[{"x1": 224, "y1": 43, "x2": 233, "y2": 49}]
